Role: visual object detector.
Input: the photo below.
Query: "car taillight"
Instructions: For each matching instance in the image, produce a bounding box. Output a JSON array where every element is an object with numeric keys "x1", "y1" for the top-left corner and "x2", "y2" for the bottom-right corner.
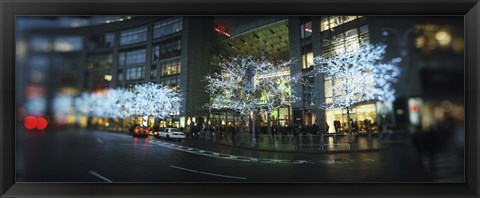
[
  {"x1": 134, "y1": 129, "x2": 139, "y2": 133},
  {"x1": 146, "y1": 129, "x2": 149, "y2": 133},
  {"x1": 173, "y1": 133, "x2": 177, "y2": 135}
]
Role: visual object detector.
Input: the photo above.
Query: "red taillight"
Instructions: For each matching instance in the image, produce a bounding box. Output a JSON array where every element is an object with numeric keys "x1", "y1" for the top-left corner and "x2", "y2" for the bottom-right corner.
[
  {"x1": 36, "y1": 117, "x2": 48, "y2": 130},
  {"x1": 24, "y1": 116, "x2": 37, "y2": 129},
  {"x1": 134, "y1": 129, "x2": 139, "y2": 133},
  {"x1": 146, "y1": 129, "x2": 149, "y2": 133}
]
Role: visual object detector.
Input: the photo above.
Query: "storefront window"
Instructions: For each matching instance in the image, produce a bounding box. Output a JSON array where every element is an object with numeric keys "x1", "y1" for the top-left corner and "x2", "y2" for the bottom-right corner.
[{"x1": 325, "y1": 103, "x2": 377, "y2": 133}]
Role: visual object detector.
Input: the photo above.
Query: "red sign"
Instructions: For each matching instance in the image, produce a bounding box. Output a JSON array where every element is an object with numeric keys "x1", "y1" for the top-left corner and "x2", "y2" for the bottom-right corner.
[
  {"x1": 410, "y1": 104, "x2": 418, "y2": 112},
  {"x1": 214, "y1": 22, "x2": 231, "y2": 37}
]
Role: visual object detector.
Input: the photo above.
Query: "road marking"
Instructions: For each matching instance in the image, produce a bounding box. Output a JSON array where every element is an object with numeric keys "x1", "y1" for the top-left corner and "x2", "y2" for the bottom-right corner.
[
  {"x1": 96, "y1": 137, "x2": 104, "y2": 144},
  {"x1": 148, "y1": 139, "x2": 374, "y2": 165},
  {"x1": 89, "y1": 170, "x2": 113, "y2": 182},
  {"x1": 170, "y1": 165, "x2": 247, "y2": 180}
]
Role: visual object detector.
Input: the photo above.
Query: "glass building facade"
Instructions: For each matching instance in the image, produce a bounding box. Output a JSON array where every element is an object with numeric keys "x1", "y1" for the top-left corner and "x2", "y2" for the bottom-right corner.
[{"x1": 18, "y1": 16, "x2": 464, "y2": 136}]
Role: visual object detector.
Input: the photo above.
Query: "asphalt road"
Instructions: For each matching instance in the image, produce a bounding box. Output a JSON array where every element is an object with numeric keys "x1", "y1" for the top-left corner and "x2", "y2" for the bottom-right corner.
[{"x1": 16, "y1": 126, "x2": 456, "y2": 183}]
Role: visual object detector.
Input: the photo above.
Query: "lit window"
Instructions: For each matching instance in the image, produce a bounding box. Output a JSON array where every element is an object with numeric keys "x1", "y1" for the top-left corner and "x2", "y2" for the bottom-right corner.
[
  {"x1": 54, "y1": 36, "x2": 83, "y2": 52},
  {"x1": 160, "y1": 58, "x2": 181, "y2": 76},
  {"x1": 301, "y1": 45, "x2": 314, "y2": 69},
  {"x1": 322, "y1": 26, "x2": 369, "y2": 57},
  {"x1": 320, "y1": 16, "x2": 360, "y2": 32}
]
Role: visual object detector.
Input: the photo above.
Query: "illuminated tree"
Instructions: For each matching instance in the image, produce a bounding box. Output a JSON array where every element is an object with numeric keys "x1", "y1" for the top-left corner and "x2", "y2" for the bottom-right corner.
[
  {"x1": 52, "y1": 93, "x2": 74, "y2": 123},
  {"x1": 106, "y1": 87, "x2": 134, "y2": 119},
  {"x1": 206, "y1": 56, "x2": 297, "y2": 146},
  {"x1": 297, "y1": 44, "x2": 401, "y2": 136},
  {"x1": 132, "y1": 82, "x2": 182, "y2": 119}
]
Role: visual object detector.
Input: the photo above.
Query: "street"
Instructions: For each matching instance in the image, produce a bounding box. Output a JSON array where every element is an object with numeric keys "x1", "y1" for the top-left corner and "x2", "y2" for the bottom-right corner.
[{"x1": 16, "y1": 125, "x2": 460, "y2": 183}]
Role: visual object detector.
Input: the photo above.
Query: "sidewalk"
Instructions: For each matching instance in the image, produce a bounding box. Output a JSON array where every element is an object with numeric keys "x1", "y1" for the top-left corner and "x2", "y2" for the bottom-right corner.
[
  {"x1": 168, "y1": 136, "x2": 399, "y2": 161},
  {"x1": 188, "y1": 132, "x2": 408, "y2": 154}
]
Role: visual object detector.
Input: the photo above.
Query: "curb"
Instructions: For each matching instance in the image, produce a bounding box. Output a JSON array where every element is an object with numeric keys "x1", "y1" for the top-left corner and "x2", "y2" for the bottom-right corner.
[{"x1": 183, "y1": 139, "x2": 391, "y2": 155}]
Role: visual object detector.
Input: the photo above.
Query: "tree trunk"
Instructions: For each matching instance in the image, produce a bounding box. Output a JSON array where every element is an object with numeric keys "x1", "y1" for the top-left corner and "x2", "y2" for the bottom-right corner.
[
  {"x1": 252, "y1": 111, "x2": 257, "y2": 147},
  {"x1": 267, "y1": 112, "x2": 271, "y2": 137},
  {"x1": 347, "y1": 106, "x2": 352, "y2": 146}
]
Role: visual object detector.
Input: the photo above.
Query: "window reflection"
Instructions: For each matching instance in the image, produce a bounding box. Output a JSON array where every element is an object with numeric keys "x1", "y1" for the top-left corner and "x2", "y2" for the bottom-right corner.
[
  {"x1": 126, "y1": 66, "x2": 145, "y2": 81},
  {"x1": 120, "y1": 26, "x2": 147, "y2": 45},
  {"x1": 152, "y1": 39, "x2": 182, "y2": 61},
  {"x1": 153, "y1": 17, "x2": 183, "y2": 38},
  {"x1": 119, "y1": 48, "x2": 146, "y2": 66}
]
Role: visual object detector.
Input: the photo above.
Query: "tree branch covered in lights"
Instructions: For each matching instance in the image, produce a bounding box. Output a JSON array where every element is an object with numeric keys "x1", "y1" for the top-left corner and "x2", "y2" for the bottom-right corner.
[
  {"x1": 132, "y1": 82, "x2": 182, "y2": 119},
  {"x1": 52, "y1": 93, "x2": 73, "y2": 118},
  {"x1": 294, "y1": 44, "x2": 401, "y2": 110},
  {"x1": 206, "y1": 56, "x2": 297, "y2": 139},
  {"x1": 205, "y1": 56, "x2": 297, "y2": 116},
  {"x1": 59, "y1": 83, "x2": 181, "y2": 126}
]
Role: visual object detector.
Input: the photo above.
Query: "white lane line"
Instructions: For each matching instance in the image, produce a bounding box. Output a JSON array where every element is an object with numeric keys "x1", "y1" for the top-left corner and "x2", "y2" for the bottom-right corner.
[
  {"x1": 170, "y1": 165, "x2": 247, "y2": 180},
  {"x1": 96, "y1": 137, "x2": 104, "y2": 144},
  {"x1": 149, "y1": 140, "x2": 370, "y2": 165},
  {"x1": 89, "y1": 170, "x2": 113, "y2": 182}
]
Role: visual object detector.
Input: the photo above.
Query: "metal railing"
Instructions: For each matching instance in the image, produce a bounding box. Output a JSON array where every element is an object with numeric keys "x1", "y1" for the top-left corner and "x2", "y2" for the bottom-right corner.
[{"x1": 192, "y1": 130, "x2": 405, "y2": 152}]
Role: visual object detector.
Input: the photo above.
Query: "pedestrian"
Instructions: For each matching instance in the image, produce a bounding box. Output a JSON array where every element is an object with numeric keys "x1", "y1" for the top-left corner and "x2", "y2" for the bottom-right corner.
[
  {"x1": 325, "y1": 123, "x2": 330, "y2": 134},
  {"x1": 312, "y1": 122, "x2": 319, "y2": 134},
  {"x1": 364, "y1": 119, "x2": 370, "y2": 132},
  {"x1": 334, "y1": 120, "x2": 340, "y2": 133}
]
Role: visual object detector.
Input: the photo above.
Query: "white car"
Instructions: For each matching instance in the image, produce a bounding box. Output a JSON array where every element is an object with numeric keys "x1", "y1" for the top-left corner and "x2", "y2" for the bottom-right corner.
[{"x1": 155, "y1": 128, "x2": 185, "y2": 140}]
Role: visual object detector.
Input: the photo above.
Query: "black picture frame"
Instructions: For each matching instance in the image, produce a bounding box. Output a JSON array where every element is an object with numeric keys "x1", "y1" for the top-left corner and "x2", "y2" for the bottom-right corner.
[{"x1": 1, "y1": 0, "x2": 479, "y2": 197}]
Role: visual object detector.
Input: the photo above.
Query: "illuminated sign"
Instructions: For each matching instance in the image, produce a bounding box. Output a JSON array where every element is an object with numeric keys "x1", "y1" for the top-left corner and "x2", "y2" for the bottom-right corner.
[
  {"x1": 214, "y1": 22, "x2": 231, "y2": 37},
  {"x1": 408, "y1": 98, "x2": 422, "y2": 126}
]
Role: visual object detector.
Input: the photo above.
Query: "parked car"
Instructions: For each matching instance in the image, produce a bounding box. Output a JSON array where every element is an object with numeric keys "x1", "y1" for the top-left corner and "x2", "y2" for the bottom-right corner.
[
  {"x1": 131, "y1": 125, "x2": 150, "y2": 138},
  {"x1": 155, "y1": 128, "x2": 185, "y2": 141},
  {"x1": 128, "y1": 124, "x2": 140, "y2": 135}
]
